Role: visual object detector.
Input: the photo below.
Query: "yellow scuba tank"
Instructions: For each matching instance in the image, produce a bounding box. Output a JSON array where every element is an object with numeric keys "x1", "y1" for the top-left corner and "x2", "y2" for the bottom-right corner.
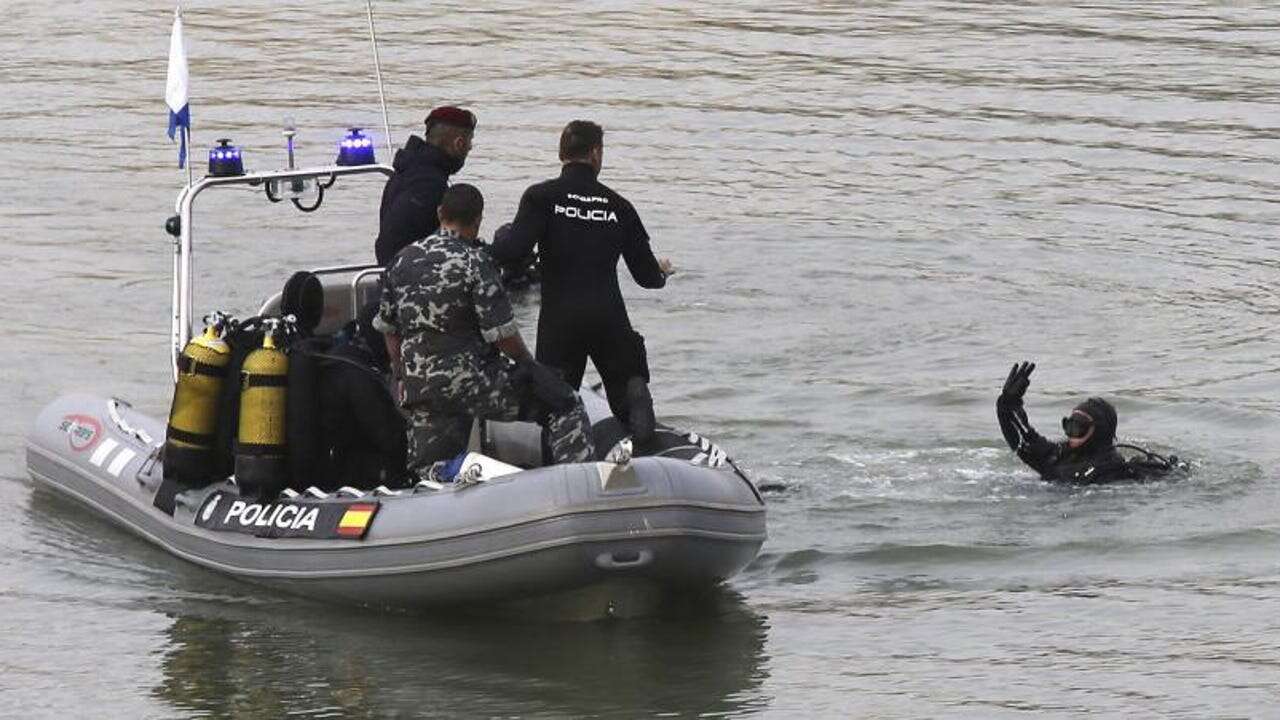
[
  {"x1": 235, "y1": 320, "x2": 289, "y2": 496},
  {"x1": 165, "y1": 314, "x2": 232, "y2": 483}
]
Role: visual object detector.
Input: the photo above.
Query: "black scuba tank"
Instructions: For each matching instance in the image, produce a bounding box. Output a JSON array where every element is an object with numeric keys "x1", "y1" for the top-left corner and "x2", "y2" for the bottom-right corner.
[
  {"x1": 212, "y1": 317, "x2": 266, "y2": 479},
  {"x1": 286, "y1": 335, "x2": 328, "y2": 492}
]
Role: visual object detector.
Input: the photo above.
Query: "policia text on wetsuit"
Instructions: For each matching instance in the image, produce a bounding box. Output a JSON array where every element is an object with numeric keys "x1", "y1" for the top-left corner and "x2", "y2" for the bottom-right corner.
[{"x1": 491, "y1": 120, "x2": 673, "y2": 445}]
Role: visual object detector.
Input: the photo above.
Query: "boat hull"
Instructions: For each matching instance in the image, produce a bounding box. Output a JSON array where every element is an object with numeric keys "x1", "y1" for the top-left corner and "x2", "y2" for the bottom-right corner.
[{"x1": 27, "y1": 393, "x2": 766, "y2": 618}]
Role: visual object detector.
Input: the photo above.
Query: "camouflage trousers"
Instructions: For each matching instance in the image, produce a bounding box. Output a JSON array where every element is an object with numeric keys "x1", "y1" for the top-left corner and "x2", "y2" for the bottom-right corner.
[{"x1": 404, "y1": 360, "x2": 594, "y2": 478}]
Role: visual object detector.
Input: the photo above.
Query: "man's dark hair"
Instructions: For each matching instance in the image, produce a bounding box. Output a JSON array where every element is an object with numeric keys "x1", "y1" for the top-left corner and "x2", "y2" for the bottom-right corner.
[
  {"x1": 424, "y1": 106, "x2": 476, "y2": 148},
  {"x1": 438, "y1": 183, "x2": 484, "y2": 226},
  {"x1": 426, "y1": 122, "x2": 471, "y2": 147},
  {"x1": 559, "y1": 120, "x2": 604, "y2": 162}
]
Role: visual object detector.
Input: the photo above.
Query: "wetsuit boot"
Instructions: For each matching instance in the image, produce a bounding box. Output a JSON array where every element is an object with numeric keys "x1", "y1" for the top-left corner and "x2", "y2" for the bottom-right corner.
[{"x1": 625, "y1": 377, "x2": 656, "y2": 447}]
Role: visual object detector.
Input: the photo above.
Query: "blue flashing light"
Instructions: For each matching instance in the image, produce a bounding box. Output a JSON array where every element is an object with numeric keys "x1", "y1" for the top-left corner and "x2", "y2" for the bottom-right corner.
[
  {"x1": 336, "y1": 128, "x2": 376, "y2": 166},
  {"x1": 208, "y1": 139, "x2": 244, "y2": 177}
]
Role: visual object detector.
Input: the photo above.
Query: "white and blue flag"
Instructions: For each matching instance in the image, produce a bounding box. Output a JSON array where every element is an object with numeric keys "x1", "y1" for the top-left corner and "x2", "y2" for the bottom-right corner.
[{"x1": 165, "y1": 6, "x2": 190, "y2": 168}]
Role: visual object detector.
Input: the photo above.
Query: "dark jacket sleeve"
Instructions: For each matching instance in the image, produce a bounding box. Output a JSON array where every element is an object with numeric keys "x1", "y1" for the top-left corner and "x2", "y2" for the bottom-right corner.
[
  {"x1": 997, "y1": 396, "x2": 1058, "y2": 476},
  {"x1": 620, "y1": 202, "x2": 666, "y2": 289},
  {"x1": 490, "y1": 186, "x2": 544, "y2": 265},
  {"x1": 375, "y1": 176, "x2": 445, "y2": 265}
]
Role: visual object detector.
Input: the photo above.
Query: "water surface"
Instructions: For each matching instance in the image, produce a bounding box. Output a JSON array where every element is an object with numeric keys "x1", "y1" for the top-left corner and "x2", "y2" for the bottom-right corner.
[{"x1": 2, "y1": 1, "x2": 1279, "y2": 717}]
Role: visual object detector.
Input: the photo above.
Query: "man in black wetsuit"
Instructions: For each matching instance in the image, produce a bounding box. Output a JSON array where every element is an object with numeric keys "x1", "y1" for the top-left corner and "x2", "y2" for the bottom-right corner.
[
  {"x1": 490, "y1": 120, "x2": 672, "y2": 444},
  {"x1": 374, "y1": 105, "x2": 476, "y2": 266},
  {"x1": 996, "y1": 361, "x2": 1177, "y2": 483}
]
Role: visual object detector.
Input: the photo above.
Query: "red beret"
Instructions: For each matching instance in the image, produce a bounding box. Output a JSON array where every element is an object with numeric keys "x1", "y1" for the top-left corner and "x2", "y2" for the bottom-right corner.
[{"x1": 425, "y1": 106, "x2": 476, "y2": 131}]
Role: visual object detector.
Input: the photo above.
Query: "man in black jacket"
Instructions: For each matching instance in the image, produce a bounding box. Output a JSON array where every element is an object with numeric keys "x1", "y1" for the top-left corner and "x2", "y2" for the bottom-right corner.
[
  {"x1": 489, "y1": 120, "x2": 672, "y2": 444},
  {"x1": 374, "y1": 106, "x2": 476, "y2": 266},
  {"x1": 996, "y1": 361, "x2": 1176, "y2": 483}
]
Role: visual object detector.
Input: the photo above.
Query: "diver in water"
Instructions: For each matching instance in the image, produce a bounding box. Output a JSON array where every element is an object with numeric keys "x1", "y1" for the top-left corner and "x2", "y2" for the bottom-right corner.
[{"x1": 996, "y1": 361, "x2": 1182, "y2": 483}]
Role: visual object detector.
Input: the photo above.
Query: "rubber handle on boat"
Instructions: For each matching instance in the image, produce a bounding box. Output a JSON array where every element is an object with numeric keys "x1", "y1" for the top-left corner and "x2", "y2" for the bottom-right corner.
[{"x1": 594, "y1": 549, "x2": 653, "y2": 570}]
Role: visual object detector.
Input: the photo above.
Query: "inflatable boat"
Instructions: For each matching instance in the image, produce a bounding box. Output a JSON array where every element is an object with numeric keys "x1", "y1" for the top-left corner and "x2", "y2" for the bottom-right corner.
[{"x1": 24, "y1": 154, "x2": 765, "y2": 619}]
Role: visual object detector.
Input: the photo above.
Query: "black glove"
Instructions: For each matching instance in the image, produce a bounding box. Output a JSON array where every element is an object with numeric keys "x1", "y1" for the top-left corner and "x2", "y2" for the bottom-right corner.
[
  {"x1": 515, "y1": 358, "x2": 577, "y2": 413},
  {"x1": 999, "y1": 361, "x2": 1035, "y2": 405}
]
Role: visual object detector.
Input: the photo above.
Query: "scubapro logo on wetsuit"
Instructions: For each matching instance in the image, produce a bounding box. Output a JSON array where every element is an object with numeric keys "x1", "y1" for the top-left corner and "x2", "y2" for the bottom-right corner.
[{"x1": 554, "y1": 204, "x2": 619, "y2": 223}]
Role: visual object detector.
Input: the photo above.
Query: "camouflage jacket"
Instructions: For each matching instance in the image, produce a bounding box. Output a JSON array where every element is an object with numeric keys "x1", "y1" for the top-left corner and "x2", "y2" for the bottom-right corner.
[{"x1": 373, "y1": 228, "x2": 520, "y2": 407}]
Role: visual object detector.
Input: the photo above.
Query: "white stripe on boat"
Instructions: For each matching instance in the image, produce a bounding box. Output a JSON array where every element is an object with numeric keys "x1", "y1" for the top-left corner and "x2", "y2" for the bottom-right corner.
[
  {"x1": 90, "y1": 438, "x2": 119, "y2": 467},
  {"x1": 107, "y1": 448, "x2": 137, "y2": 477}
]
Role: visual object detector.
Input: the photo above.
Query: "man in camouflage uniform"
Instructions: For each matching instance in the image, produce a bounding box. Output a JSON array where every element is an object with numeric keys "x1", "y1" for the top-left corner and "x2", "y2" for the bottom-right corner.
[{"x1": 373, "y1": 184, "x2": 594, "y2": 478}]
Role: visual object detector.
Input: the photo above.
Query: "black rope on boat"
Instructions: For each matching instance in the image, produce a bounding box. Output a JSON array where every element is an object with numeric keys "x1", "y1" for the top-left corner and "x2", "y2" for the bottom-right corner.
[{"x1": 291, "y1": 183, "x2": 324, "y2": 212}]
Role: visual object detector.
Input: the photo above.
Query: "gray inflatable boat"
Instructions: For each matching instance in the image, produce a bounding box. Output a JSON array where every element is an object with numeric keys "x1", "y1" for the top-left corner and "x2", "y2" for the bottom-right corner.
[{"x1": 24, "y1": 161, "x2": 765, "y2": 619}]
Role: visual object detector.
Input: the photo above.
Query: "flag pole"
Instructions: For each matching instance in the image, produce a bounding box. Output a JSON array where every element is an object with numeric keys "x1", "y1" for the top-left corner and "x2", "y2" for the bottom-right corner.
[
  {"x1": 167, "y1": 3, "x2": 194, "y2": 375},
  {"x1": 184, "y1": 126, "x2": 193, "y2": 188},
  {"x1": 179, "y1": 6, "x2": 191, "y2": 188},
  {"x1": 365, "y1": 0, "x2": 393, "y2": 157}
]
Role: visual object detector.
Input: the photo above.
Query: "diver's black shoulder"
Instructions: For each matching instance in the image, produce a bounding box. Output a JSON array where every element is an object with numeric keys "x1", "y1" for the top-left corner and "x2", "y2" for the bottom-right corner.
[
  {"x1": 594, "y1": 177, "x2": 627, "y2": 202},
  {"x1": 539, "y1": 174, "x2": 567, "y2": 190},
  {"x1": 512, "y1": 174, "x2": 554, "y2": 201},
  {"x1": 595, "y1": 181, "x2": 637, "y2": 219}
]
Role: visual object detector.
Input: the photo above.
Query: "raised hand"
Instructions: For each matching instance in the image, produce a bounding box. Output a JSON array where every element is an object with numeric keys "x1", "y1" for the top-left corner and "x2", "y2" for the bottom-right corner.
[{"x1": 1000, "y1": 361, "x2": 1035, "y2": 403}]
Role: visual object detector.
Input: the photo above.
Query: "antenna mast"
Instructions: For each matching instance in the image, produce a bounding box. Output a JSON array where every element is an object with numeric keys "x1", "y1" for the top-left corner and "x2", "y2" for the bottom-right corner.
[{"x1": 365, "y1": 0, "x2": 394, "y2": 157}]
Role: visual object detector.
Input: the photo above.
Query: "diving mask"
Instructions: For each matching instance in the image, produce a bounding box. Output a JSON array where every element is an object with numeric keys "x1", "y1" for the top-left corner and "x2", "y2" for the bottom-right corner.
[{"x1": 1061, "y1": 412, "x2": 1094, "y2": 439}]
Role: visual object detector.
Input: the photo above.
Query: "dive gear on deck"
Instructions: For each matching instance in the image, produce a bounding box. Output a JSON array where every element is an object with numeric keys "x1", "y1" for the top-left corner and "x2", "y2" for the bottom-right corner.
[
  {"x1": 235, "y1": 320, "x2": 290, "y2": 497},
  {"x1": 164, "y1": 313, "x2": 232, "y2": 484}
]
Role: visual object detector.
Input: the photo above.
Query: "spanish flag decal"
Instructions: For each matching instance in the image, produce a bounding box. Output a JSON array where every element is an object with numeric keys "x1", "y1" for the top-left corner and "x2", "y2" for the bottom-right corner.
[{"x1": 336, "y1": 503, "x2": 379, "y2": 539}]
